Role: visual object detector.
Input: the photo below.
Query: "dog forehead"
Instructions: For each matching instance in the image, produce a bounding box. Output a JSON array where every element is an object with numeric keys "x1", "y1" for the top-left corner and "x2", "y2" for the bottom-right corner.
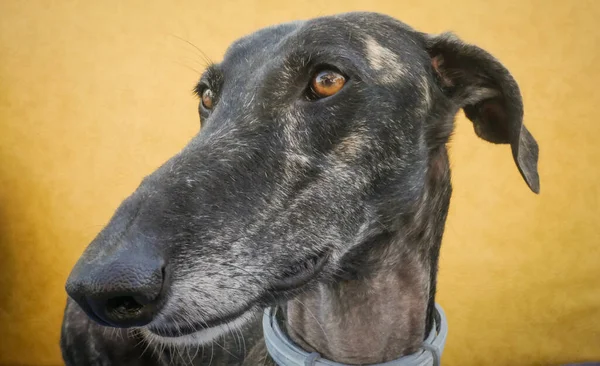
[
  {"x1": 221, "y1": 12, "x2": 420, "y2": 72},
  {"x1": 221, "y1": 21, "x2": 303, "y2": 70},
  {"x1": 224, "y1": 21, "x2": 302, "y2": 60}
]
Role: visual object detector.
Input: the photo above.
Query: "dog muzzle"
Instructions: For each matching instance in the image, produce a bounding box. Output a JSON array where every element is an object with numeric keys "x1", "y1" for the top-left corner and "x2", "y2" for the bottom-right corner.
[{"x1": 263, "y1": 303, "x2": 448, "y2": 366}]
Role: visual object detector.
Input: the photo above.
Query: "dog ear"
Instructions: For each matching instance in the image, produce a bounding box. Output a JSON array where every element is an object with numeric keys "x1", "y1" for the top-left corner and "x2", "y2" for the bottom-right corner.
[{"x1": 426, "y1": 32, "x2": 540, "y2": 193}]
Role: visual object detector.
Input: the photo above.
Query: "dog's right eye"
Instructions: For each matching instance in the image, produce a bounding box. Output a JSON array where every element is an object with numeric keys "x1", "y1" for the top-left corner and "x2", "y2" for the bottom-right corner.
[
  {"x1": 309, "y1": 70, "x2": 346, "y2": 99},
  {"x1": 201, "y1": 89, "x2": 215, "y2": 109}
]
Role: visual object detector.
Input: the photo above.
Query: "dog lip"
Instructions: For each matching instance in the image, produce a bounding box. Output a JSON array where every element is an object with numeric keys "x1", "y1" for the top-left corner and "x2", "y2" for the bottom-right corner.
[
  {"x1": 268, "y1": 250, "x2": 330, "y2": 292},
  {"x1": 147, "y1": 325, "x2": 195, "y2": 338},
  {"x1": 147, "y1": 324, "x2": 203, "y2": 338},
  {"x1": 146, "y1": 302, "x2": 255, "y2": 338}
]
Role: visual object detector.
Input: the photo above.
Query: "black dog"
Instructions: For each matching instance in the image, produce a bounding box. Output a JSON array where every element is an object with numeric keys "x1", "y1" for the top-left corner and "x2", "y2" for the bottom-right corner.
[{"x1": 61, "y1": 12, "x2": 539, "y2": 365}]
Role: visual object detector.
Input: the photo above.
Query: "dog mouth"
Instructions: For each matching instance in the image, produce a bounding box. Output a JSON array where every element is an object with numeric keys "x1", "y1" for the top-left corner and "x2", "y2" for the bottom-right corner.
[
  {"x1": 145, "y1": 251, "x2": 330, "y2": 340},
  {"x1": 142, "y1": 307, "x2": 259, "y2": 346},
  {"x1": 269, "y1": 249, "x2": 330, "y2": 292},
  {"x1": 146, "y1": 304, "x2": 257, "y2": 338}
]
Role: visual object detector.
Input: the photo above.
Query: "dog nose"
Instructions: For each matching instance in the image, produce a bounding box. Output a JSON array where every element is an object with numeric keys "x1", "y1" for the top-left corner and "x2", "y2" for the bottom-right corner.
[{"x1": 65, "y1": 253, "x2": 165, "y2": 328}]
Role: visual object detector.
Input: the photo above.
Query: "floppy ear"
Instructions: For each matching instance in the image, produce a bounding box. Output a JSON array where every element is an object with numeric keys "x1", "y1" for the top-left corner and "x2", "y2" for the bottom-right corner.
[{"x1": 426, "y1": 32, "x2": 540, "y2": 193}]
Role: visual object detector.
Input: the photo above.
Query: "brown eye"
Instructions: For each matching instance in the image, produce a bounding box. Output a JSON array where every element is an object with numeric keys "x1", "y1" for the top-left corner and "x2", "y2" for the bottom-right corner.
[
  {"x1": 310, "y1": 70, "x2": 346, "y2": 98},
  {"x1": 201, "y1": 88, "x2": 214, "y2": 109}
]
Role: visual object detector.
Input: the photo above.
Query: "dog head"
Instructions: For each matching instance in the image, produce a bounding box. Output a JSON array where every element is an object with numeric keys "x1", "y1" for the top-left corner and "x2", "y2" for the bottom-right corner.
[{"x1": 65, "y1": 12, "x2": 539, "y2": 346}]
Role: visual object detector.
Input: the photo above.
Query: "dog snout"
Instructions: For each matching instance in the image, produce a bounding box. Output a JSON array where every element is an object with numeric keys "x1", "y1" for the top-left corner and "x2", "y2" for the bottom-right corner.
[{"x1": 65, "y1": 251, "x2": 165, "y2": 328}]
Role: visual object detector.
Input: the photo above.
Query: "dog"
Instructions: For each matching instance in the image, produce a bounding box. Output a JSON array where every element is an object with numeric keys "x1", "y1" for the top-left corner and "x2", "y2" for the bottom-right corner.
[{"x1": 60, "y1": 11, "x2": 539, "y2": 366}]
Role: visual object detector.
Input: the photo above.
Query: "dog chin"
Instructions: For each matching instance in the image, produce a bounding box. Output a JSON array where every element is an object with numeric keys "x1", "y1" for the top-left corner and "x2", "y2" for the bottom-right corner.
[{"x1": 140, "y1": 308, "x2": 258, "y2": 347}]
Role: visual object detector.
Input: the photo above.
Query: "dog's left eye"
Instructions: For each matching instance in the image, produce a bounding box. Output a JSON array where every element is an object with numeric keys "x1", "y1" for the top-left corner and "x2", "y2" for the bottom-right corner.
[
  {"x1": 310, "y1": 70, "x2": 346, "y2": 99},
  {"x1": 201, "y1": 88, "x2": 215, "y2": 109}
]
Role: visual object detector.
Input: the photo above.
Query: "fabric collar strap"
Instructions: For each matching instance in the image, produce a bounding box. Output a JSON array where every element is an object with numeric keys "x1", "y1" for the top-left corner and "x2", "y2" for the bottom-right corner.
[{"x1": 263, "y1": 303, "x2": 448, "y2": 366}]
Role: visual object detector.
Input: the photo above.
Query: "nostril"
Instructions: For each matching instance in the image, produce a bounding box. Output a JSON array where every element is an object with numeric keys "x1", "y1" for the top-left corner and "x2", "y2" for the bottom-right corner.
[
  {"x1": 90, "y1": 293, "x2": 158, "y2": 327},
  {"x1": 105, "y1": 296, "x2": 144, "y2": 318}
]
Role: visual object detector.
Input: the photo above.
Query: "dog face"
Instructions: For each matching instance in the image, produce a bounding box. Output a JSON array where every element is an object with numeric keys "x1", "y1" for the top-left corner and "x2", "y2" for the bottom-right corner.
[{"x1": 65, "y1": 12, "x2": 538, "y2": 347}]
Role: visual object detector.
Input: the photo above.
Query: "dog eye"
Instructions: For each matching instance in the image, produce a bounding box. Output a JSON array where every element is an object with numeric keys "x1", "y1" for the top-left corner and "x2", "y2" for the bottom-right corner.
[
  {"x1": 201, "y1": 89, "x2": 215, "y2": 109},
  {"x1": 310, "y1": 70, "x2": 346, "y2": 98}
]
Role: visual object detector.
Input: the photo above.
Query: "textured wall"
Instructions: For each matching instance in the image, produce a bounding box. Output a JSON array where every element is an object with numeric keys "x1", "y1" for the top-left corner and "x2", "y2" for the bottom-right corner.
[{"x1": 0, "y1": 1, "x2": 598, "y2": 365}]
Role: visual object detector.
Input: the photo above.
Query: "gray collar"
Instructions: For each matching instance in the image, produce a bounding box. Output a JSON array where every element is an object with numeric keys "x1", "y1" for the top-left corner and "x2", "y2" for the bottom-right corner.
[{"x1": 263, "y1": 303, "x2": 448, "y2": 366}]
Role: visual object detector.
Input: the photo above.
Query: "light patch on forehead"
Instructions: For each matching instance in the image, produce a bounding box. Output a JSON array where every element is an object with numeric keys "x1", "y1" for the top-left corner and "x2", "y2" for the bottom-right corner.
[
  {"x1": 365, "y1": 36, "x2": 406, "y2": 84},
  {"x1": 418, "y1": 74, "x2": 432, "y2": 117}
]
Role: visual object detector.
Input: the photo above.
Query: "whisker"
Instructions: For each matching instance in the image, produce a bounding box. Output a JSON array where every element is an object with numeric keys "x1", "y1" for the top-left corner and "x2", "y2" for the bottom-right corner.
[
  {"x1": 138, "y1": 336, "x2": 153, "y2": 360},
  {"x1": 173, "y1": 60, "x2": 202, "y2": 76},
  {"x1": 190, "y1": 343, "x2": 201, "y2": 364},
  {"x1": 208, "y1": 341, "x2": 214, "y2": 366},
  {"x1": 289, "y1": 297, "x2": 331, "y2": 344},
  {"x1": 169, "y1": 33, "x2": 213, "y2": 67}
]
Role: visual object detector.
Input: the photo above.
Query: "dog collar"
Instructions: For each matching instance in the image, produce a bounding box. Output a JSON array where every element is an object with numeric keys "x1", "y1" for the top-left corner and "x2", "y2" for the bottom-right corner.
[{"x1": 263, "y1": 303, "x2": 448, "y2": 366}]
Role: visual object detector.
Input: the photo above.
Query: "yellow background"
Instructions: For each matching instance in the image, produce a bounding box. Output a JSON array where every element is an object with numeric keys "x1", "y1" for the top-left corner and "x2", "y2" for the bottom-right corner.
[{"x1": 1, "y1": 1, "x2": 598, "y2": 365}]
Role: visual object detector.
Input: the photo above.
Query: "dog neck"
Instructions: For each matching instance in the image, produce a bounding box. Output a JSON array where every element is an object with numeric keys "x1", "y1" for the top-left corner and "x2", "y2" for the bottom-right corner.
[
  {"x1": 285, "y1": 147, "x2": 451, "y2": 364},
  {"x1": 285, "y1": 239, "x2": 433, "y2": 364}
]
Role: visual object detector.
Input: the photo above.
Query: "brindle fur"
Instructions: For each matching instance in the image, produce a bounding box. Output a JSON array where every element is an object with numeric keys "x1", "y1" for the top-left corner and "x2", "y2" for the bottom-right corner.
[{"x1": 61, "y1": 12, "x2": 539, "y2": 365}]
